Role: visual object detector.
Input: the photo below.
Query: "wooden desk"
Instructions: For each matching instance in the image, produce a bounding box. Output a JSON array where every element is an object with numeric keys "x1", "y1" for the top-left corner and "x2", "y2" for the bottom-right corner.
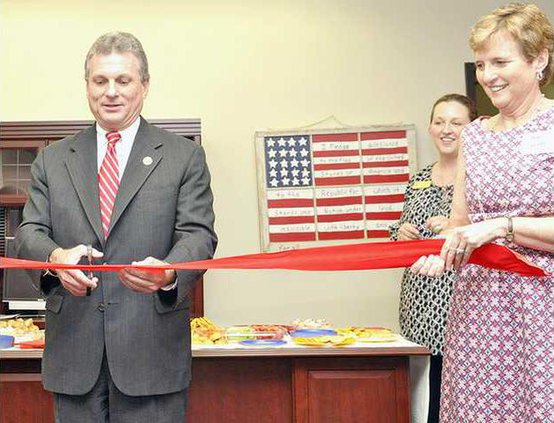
[{"x1": 1, "y1": 340, "x2": 429, "y2": 423}]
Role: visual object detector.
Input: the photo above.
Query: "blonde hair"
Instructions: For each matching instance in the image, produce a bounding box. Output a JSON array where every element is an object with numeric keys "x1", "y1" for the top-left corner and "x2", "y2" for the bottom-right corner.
[{"x1": 469, "y1": 3, "x2": 554, "y2": 86}]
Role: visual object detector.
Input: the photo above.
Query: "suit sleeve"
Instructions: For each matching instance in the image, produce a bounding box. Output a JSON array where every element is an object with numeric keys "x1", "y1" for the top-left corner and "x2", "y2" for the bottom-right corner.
[
  {"x1": 158, "y1": 145, "x2": 217, "y2": 306},
  {"x1": 14, "y1": 149, "x2": 62, "y2": 294}
]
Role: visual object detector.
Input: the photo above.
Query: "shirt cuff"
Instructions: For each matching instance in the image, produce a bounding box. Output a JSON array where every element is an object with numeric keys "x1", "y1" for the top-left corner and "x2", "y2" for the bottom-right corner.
[
  {"x1": 43, "y1": 251, "x2": 58, "y2": 277},
  {"x1": 160, "y1": 280, "x2": 178, "y2": 291}
]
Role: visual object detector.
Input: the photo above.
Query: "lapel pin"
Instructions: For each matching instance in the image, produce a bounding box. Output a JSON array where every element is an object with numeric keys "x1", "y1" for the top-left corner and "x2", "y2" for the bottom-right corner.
[{"x1": 142, "y1": 156, "x2": 153, "y2": 166}]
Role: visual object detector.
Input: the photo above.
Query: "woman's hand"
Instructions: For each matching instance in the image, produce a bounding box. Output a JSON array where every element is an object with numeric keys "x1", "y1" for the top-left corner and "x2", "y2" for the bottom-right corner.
[
  {"x1": 426, "y1": 216, "x2": 449, "y2": 235},
  {"x1": 411, "y1": 218, "x2": 507, "y2": 276},
  {"x1": 398, "y1": 222, "x2": 421, "y2": 240},
  {"x1": 441, "y1": 218, "x2": 507, "y2": 270},
  {"x1": 410, "y1": 254, "x2": 446, "y2": 277}
]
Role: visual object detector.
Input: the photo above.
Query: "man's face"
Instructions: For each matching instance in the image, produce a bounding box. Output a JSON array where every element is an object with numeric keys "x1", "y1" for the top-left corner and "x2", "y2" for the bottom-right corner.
[{"x1": 86, "y1": 52, "x2": 149, "y2": 131}]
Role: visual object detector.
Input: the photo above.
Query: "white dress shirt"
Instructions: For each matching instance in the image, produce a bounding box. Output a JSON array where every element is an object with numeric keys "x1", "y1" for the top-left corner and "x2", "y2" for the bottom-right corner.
[{"x1": 95, "y1": 117, "x2": 140, "y2": 178}]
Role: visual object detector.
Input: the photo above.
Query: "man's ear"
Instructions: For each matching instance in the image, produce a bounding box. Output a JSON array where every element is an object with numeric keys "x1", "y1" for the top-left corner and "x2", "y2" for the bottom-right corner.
[{"x1": 142, "y1": 80, "x2": 150, "y2": 99}]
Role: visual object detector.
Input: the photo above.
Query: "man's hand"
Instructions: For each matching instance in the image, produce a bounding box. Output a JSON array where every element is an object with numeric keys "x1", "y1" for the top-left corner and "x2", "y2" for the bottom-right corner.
[
  {"x1": 118, "y1": 257, "x2": 176, "y2": 293},
  {"x1": 49, "y1": 245, "x2": 103, "y2": 296}
]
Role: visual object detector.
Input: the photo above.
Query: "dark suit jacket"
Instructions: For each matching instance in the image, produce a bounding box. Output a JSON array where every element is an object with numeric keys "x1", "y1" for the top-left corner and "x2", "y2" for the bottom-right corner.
[{"x1": 15, "y1": 118, "x2": 217, "y2": 396}]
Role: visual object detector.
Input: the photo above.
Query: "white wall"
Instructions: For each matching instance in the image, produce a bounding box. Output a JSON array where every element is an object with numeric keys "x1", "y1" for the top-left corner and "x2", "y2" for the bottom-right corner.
[{"x1": 2, "y1": 0, "x2": 553, "y2": 328}]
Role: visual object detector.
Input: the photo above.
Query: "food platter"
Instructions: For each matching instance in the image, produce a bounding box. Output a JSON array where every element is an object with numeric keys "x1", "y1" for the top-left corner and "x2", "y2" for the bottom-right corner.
[
  {"x1": 292, "y1": 335, "x2": 355, "y2": 347},
  {"x1": 190, "y1": 318, "x2": 401, "y2": 348},
  {"x1": 356, "y1": 334, "x2": 399, "y2": 343},
  {"x1": 336, "y1": 326, "x2": 397, "y2": 342},
  {"x1": 0, "y1": 318, "x2": 45, "y2": 349}
]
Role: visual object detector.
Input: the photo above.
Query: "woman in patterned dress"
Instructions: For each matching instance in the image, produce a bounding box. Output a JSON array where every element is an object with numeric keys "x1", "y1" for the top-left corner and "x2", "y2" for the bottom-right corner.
[
  {"x1": 390, "y1": 93, "x2": 476, "y2": 423},
  {"x1": 411, "y1": 3, "x2": 554, "y2": 422}
]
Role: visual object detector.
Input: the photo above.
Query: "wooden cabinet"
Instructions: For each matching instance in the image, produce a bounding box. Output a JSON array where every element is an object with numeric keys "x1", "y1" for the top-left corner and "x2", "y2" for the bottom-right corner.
[
  {"x1": 294, "y1": 358, "x2": 409, "y2": 423},
  {"x1": 0, "y1": 140, "x2": 46, "y2": 207},
  {"x1": 1, "y1": 343, "x2": 428, "y2": 423},
  {"x1": 188, "y1": 357, "x2": 293, "y2": 422},
  {"x1": 0, "y1": 374, "x2": 54, "y2": 423}
]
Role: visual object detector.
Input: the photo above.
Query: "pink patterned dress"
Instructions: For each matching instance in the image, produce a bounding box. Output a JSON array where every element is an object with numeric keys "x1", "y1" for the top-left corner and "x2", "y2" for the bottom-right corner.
[{"x1": 440, "y1": 107, "x2": 554, "y2": 423}]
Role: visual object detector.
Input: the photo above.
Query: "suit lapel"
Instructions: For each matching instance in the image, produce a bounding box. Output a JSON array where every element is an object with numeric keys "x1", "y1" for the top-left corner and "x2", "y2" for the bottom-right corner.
[
  {"x1": 65, "y1": 125, "x2": 104, "y2": 244},
  {"x1": 108, "y1": 119, "x2": 163, "y2": 235}
]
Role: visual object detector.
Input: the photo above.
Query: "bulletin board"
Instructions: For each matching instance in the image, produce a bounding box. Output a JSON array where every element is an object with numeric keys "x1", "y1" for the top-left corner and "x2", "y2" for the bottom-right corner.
[{"x1": 255, "y1": 125, "x2": 417, "y2": 252}]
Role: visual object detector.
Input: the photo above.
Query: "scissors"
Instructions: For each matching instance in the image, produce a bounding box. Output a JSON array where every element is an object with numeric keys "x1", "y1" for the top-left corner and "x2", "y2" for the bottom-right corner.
[{"x1": 86, "y1": 244, "x2": 93, "y2": 296}]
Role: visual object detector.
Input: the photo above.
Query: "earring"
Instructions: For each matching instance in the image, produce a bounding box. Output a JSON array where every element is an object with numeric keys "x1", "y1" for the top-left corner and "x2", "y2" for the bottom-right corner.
[{"x1": 536, "y1": 69, "x2": 544, "y2": 81}]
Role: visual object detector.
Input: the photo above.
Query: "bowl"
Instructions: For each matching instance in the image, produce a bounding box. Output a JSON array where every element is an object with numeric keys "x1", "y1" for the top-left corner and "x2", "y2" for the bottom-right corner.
[
  {"x1": 225, "y1": 326, "x2": 255, "y2": 341},
  {"x1": 290, "y1": 329, "x2": 337, "y2": 338},
  {"x1": 0, "y1": 335, "x2": 15, "y2": 349},
  {"x1": 250, "y1": 324, "x2": 289, "y2": 340}
]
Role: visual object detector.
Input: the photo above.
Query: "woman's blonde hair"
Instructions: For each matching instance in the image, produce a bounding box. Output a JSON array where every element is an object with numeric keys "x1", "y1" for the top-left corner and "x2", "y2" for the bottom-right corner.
[{"x1": 469, "y1": 3, "x2": 554, "y2": 86}]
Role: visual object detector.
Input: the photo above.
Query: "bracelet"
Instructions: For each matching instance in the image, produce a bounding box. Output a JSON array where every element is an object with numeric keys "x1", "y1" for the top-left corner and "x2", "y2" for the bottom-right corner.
[{"x1": 505, "y1": 216, "x2": 514, "y2": 243}]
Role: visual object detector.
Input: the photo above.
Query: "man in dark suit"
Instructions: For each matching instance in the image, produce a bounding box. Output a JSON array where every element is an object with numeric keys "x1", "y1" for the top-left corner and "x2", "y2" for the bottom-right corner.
[{"x1": 15, "y1": 31, "x2": 217, "y2": 422}]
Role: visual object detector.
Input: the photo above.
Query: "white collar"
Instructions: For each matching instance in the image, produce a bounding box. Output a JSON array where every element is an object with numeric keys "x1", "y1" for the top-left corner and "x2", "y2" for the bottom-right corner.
[{"x1": 95, "y1": 117, "x2": 141, "y2": 142}]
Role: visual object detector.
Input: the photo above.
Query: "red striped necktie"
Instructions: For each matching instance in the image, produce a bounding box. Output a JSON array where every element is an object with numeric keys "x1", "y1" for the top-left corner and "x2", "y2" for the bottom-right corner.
[{"x1": 98, "y1": 131, "x2": 122, "y2": 237}]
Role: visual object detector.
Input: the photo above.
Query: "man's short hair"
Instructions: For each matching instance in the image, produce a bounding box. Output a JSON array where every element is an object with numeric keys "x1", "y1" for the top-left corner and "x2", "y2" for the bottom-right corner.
[{"x1": 84, "y1": 31, "x2": 150, "y2": 82}]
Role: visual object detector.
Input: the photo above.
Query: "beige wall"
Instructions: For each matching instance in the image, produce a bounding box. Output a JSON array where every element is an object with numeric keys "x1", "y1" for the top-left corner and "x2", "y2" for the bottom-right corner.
[{"x1": 2, "y1": 0, "x2": 553, "y2": 328}]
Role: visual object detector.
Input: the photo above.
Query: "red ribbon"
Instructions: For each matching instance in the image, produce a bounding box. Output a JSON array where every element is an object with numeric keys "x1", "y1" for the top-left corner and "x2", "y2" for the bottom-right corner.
[{"x1": 0, "y1": 240, "x2": 547, "y2": 277}]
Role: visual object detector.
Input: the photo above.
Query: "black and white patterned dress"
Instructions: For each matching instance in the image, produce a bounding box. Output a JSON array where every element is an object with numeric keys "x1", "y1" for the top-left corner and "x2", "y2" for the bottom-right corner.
[{"x1": 389, "y1": 164, "x2": 456, "y2": 355}]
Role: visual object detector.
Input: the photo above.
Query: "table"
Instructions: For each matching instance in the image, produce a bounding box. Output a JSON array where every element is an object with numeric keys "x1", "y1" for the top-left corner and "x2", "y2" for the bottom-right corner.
[{"x1": 1, "y1": 339, "x2": 429, "y2": 423}]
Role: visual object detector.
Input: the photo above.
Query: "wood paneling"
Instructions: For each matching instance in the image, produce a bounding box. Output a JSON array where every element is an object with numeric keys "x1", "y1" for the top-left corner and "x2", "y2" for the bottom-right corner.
[{"x1": 0, "y1": 119, "x2": 201, "y2": 141}]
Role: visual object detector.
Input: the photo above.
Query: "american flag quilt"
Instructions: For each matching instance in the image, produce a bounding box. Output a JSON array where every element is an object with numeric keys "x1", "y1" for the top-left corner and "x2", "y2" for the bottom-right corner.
[{"x1": 256, "y1": 126, "x2": 416, "y2": 251}]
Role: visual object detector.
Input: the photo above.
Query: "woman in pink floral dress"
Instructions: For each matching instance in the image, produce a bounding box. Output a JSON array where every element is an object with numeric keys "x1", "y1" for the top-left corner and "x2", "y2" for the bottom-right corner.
[{"x1": 411, "y1": 3, "x2": 554, "y2": 422}]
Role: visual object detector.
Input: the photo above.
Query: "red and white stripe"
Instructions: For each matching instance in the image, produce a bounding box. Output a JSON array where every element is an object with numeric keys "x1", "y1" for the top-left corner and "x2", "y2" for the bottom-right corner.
[
  {"x1": 361, "y1": 131, "x2": 409, "y2": 184},
  {"x1": 312, "y1": 133, "x2": 361, "y2": 186},
  {"x1": 364, "y1": 184, "x2": 406, "y2": 237},
  {"x1": 267, "y1": 189, "x2": 316, "y2": 242},
  {"x1": 315, "y1": 187, "x2": 365, "y2": 240}
]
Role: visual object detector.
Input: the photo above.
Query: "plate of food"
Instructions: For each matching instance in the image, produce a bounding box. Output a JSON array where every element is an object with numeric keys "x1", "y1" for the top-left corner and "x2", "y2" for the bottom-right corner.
[
  {"x1": 225, "y1": 326, "x2": 256, "y2": 341},
  {"x1": 249, "y1": 324, "x2": 290, "y2": 340},
  {"x1": 337, "y1": 326, "x2": 398, "y2": 343},
  {"x1": 356, "y1": 334, "x2": 399, "y2": 343},
  {"x1": 292, "y1": 335, "x2": 355, "y2": 347},
  {"x1": 0, "y1": 318, "x2": 41, "y2": 338},
  {"x1": 190, "y1": 317, "x2": 227, "y2": 345},
  {"x1": 291, "y1": 318, "x2": 333, "y2": 330}
]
